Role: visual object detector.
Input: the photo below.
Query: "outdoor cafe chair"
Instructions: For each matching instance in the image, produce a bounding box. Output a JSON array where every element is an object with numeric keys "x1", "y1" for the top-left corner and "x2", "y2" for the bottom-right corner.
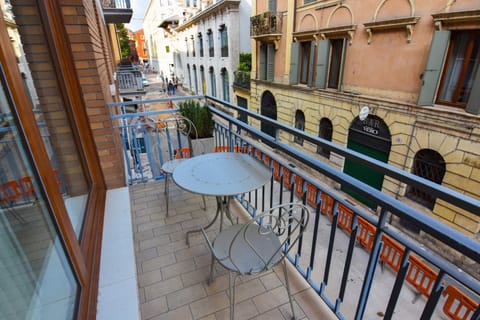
[
  {"x1": 160, "y1": 116, "x2": 206, "y2": 216},
  {"x1": 201, "y1": 203, "x2": 310, "y2": 320}
]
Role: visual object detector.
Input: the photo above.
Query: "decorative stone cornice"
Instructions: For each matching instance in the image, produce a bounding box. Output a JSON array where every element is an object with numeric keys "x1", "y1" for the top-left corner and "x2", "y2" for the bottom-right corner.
[
  {"x1": 432, "y1": 10, "x2": 480, "y2": 30},
  {"x1": 364, "y1": 17, "x2": 420, "y2": 44},
  {"x1": 318, "y1": 24, "x2": 356, "y2": 44},
  {"x1": 175, "y1": 0, "x2": 240, "y2": 32}
]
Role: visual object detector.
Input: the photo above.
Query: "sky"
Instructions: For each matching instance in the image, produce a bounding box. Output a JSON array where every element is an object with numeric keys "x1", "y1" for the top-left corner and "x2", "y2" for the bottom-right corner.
[{"x1": 125, "y1": 0, "x2": 149, "y2": 31}]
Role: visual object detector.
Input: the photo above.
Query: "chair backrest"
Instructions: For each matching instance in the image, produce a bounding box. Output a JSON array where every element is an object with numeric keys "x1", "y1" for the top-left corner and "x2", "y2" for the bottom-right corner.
[
  {"x1": 160, "y1": 116, "x2": 198, "y2": 160},
  {"x1": 229, "y1": 203, "x2": 310, "y2": 274}
]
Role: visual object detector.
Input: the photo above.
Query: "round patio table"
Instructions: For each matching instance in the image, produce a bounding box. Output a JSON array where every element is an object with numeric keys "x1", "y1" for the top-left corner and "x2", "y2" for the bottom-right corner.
[{"x1": 172, "y1": 152, "x2": 272, "y2": 244}]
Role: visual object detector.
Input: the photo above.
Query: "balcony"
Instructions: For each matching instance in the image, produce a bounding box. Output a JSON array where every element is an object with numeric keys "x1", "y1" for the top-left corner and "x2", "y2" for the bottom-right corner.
[
  {"x1": 101, "y1": 0, "x2": 133, "y2": 24},
  {"x1": 250, "y1": 11, "x2": 283, "y2": 48},
  {"x1": 233, "y1": 70, "x2": 251, "y2": 90},
  {"x1": 101, "y1": 96, "x2": 480, "y2": 319},
  {"x1": 116, "y1": 69, "x2": 146, "y2": 95}
]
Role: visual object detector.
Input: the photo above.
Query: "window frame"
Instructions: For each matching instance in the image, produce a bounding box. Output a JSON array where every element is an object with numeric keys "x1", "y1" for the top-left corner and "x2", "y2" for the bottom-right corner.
[
  {"x1": 0, "y1": 1, "x2": 107, "y2": 317},
  {"x1": 221, "y1": 68, "x2": 230, "y2": 102},
  {"x1": 209, "y1": 66, "x2": 216, "y2": 97},
  {"x1": 207, "y1": 29, "x2": 214, "y2": 57},
  {"x1": 198, "y1": 32, "x2": 204, "y2": 57},
  {"x1": 293, "y1": 110, "x2": 305, "y2": 145},
  {"x1": 317, "y1": 117, "x2": 333, "y2": 158},
  {"x1": 436, "y1": 30, "x2": 480, "y2": 108},
  {"x1": 406, "y1": 149, "x2": 446, "y2": 210},
  {"x1": 327, "y1": 38, "x2": 345, "y2": 89},
  {"x1": 299, "y1": 41, "x2": 312, "y2": 84},
  {"x1": 220, "y1": 25, "x2": 228, "y2": 57}
]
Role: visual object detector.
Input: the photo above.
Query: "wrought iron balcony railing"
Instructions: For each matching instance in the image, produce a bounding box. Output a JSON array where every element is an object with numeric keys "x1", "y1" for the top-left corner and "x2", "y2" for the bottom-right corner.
[
  {"x1": 108, "y1": 95, "x2": 480, "y2": 320},
  {"x1": 101, "y1": 0, "x2": 133, "y2": 24},
  {"x1": 233, "y1": 70, "x2": 251, "y2": 90},
  {"x1": 250, "y1": 11, "x2": 283, "y2": 37}
]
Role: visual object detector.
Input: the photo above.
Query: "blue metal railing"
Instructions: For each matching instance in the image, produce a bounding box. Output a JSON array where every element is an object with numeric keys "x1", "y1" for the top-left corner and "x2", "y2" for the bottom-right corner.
[{"x1": 109, "y1": 95, "x2": 480, "y2": 320}]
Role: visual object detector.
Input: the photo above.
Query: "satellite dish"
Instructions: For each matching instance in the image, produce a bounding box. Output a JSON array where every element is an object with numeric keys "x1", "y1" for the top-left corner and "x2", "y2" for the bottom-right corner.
[{"x1": 359, "y1": 106, "x2": 369, "y2": 121}]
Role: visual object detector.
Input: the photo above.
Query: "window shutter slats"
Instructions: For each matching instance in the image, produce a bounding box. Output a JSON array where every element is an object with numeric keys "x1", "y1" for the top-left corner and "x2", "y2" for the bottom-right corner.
[
  {"x1": 466, "y1": 68, "x2": 480, "y2": 115},
  {"x1": 308, "y1": 41, "x2": 315, "y2": 87},
  {"x1": 315, "y1": 40, "x2": 330, "y2": 88},
  {"x1": 267, "y1": 44, "x2": 275, "y2": 81},
  {"x1": 417, "y1": 30, "x2": 450, "y2": 106},
  {"x1": 259, "y1": 45, "x2": 266, "y2": 80},
  {"x1": 289, "y1": 42, "x2": 299, "y2": 85}
]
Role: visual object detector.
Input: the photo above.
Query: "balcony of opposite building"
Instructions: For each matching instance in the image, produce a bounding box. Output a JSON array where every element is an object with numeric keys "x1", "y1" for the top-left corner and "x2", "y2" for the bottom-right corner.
[{"x1": 101, "y1": 0, "x2": 133, "y2": 24}]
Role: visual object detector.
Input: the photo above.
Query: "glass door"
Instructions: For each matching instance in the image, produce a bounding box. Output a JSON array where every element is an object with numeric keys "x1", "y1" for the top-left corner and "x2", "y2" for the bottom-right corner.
[{"x1": 0, "y1": 69, "x2": 79, "y2": 319}]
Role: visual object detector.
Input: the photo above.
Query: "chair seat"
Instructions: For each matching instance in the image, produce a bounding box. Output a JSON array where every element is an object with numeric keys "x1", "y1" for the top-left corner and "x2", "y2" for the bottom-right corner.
[
  {"x1": 161, "y1": 159, "x2": 188, "y2": 174},
  {"x1": 213, "y1": 224, "x2": 282, "y2": 274}
]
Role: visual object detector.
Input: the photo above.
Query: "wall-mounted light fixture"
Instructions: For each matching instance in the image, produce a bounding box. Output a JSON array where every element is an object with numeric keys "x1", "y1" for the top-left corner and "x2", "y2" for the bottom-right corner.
[{"x1": 359, "y1": 106, "x2": 369, "y2": 121}]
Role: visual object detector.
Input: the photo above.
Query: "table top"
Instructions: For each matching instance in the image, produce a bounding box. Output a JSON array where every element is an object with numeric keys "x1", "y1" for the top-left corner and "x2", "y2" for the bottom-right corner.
[{"x1": 172, "y1": 152, "x2": 272, "y2": 197}]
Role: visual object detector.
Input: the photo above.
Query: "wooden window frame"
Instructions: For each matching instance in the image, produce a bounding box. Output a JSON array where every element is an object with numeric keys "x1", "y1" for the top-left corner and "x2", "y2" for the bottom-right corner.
[
  {"x1": 436, "y1": 30, "x2": 480, "y2": 109},
  {"x1": 299, "y1": 41, "x2": 312, "y2": 84},
  {"x1": 0, "y1": 1, "x2": 107, "y2": 318},
  {"x1": 327, "y1": 38, "x2": 344, "y2": 89}
]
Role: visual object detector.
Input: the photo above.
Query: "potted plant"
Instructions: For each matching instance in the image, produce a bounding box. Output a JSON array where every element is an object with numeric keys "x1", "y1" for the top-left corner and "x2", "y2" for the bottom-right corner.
[{"x1": 179, "y1": 100, "x2": 215, "y2": 155}]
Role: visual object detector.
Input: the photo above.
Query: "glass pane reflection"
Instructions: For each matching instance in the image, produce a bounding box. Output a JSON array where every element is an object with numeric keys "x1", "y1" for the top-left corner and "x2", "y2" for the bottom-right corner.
[
  {"x1": 6, "y1": 0, "x2": 89, "y2": 238},
  {"x1": 0, "y1": 75, "x2": 79, "y2": 319}
]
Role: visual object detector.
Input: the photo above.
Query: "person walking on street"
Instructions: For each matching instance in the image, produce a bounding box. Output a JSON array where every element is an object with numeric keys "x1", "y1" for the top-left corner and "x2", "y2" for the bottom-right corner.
[{"x1": 167, "y1": 81, "x2": 175, "y2": 95}]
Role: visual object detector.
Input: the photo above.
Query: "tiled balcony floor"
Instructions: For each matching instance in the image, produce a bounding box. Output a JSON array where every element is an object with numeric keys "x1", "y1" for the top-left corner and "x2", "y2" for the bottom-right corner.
[{"x1": 130, "y1": 180, "x2": 336, "y2": 320}]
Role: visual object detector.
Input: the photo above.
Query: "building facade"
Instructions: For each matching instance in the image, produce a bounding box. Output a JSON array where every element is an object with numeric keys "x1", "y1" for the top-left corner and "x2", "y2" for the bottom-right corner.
[
  {"x1": 249, "y1": 0, "x2": 480, "y2": 239},
  {"x1": 143, "y1": 0, "x2": 177, "y2": 76},
  {"x1": 0, "y1": 0, "x2": 129, "y2": 318},
  {"x1": 167, "y1": 0, "x2": 252, "y2": 102},
  {"x1": 135, "y1": 29, "x2": 149, "y2": 64}
]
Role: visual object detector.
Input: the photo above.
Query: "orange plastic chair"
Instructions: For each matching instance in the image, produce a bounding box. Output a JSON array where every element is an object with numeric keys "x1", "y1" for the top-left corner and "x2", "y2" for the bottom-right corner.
[
  {"x1": 272, "y1": 161, "x2": 281, "y2": 181},
  {"x1": 356, "y1": 217, "x2": 376, "y2": 251},
  {"x1": 406, "y1": 255, "x2": 438, "y2": 299},
  {"x1": 306, "y1": 183, "x2": 317, "y2": 207},
  {"x1": 320, "y1": 192, "x2": 334, "y2": 218},
  {"x1": 18, "y1": 176, "x2": 36, "y2": 202},
  {"x1": 442, "y1": 285, "x2": 479, "y2": 320},
  {"x1": 214, "y1": 146, "x2": 229, "y2": 152},
  {"x1": 379, "y1": 234, "x2": 404, "y2": 272},
  {"x1": 294, "y1": 175, "x2": 303, "y2": 198},
  {"x1": 282, "y1": 167, "x2": 292, "y2": 188},
  {"x1": 174, "y1": 147, "x2": 191, "y2": 159},
  {"x1": 337, "y1": 203, "x2": 353, "y2": 233}
]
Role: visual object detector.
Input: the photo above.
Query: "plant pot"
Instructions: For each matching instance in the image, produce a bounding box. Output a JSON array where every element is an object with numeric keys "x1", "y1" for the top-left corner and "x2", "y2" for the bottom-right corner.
[{"x1": 191, "y1": 137, "x2": 215, "y2": 156}]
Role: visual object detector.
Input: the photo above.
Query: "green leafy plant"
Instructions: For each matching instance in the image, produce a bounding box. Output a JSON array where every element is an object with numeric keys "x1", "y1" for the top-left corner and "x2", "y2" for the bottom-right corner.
[
  {"x1": 238, "y1": 53, "x2": 251, "y2": 71},
  {"x1": 179, "y1": 100, "x2": 214, "y2": 139}
]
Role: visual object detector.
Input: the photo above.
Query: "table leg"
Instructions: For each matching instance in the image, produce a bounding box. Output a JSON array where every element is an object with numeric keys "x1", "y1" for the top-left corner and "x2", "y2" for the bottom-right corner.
[
  {"x1": 186, "y1": 196, "x2": 222, "y2": 245},
  {"x1": 185, "y1": 196, "x2": 236, "y2": 245}
]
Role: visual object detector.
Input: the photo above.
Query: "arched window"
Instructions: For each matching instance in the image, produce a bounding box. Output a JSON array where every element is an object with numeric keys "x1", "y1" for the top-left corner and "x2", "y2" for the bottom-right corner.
[
  {"x1": 294, "y1": 110, "x2": 305, "y2": 145},
  {"x1": 221, "y1": 68, "x2": 229, "y2": 102},
  {"x1": 209, "y1": 66, "x2": 216, "y2": 97},
  {"x1": 187, "y1": 64, "x2": 191, "y2": 90},
  {"x1": 406, "y1": 149, "x2": 446, "y2": 209},
  {"x1": 192, "y1": 64, "x2": 198, "y2": 94},
  {"x1": 317, "y1": 118, "x2": 333, "y2": 158},
  {"x1": 198, "y1": 32, "x2": 204, "y2": 57},
  {"x1": 260, "y1": 91, "x2": 277, "y2": 138},
  {"x1": 219, "y1": 24, "x2": 228, "y2": 57},
  {"x1": 207, "y1": 29, "x2": 214, "y2": 57},
  {"x1": 191, "y1": 35, "x2": 195, "y2": 57},
  {"x1": 200, "y1": 65, "x2": 206, "y2": 94}
]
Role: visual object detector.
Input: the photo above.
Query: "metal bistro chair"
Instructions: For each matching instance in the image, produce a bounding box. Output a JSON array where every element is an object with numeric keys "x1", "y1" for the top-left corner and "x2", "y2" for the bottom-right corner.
[
  {"x1": 202, "y1": 203, "x2": 310, "y2": 320},
  {"x1": 160, "y1": 116, "x2": 206, "y2": 216}
]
